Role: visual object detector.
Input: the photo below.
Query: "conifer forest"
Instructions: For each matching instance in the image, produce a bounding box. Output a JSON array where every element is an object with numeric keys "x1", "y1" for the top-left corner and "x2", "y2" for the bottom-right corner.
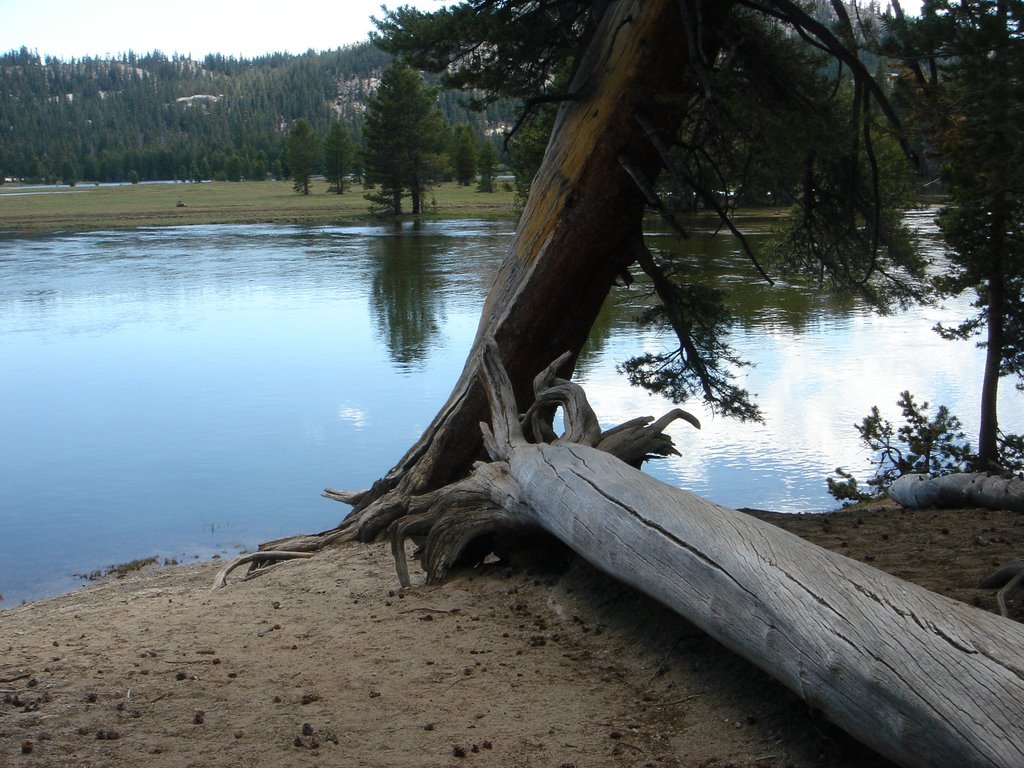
[{"x1": 0, "y1": 43, "x2": 514, "y2": 184}]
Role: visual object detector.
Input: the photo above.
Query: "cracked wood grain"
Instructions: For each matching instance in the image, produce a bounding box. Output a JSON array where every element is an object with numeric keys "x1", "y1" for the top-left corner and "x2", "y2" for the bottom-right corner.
[{"x1": 470, "y1": 343, "x2": 1024, "y2": 768}]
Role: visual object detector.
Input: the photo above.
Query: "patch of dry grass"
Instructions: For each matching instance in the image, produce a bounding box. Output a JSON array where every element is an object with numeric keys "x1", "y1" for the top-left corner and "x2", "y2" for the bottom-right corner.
[{"x1": 0, "y1": 179, "x2": 519, "y2": 233}]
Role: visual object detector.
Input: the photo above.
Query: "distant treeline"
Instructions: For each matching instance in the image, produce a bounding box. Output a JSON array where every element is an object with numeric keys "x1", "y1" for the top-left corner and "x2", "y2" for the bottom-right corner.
[{"x1": 0, "y1": 44, "x2": 518, "y2": 184}]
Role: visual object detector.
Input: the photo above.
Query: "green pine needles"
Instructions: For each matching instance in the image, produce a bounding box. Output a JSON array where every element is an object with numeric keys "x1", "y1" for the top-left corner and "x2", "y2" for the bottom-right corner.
[
  {"x1": 828, "y1": 391, "x2": 972, "y2": 504},
  {"x1": 828, "y1": 390, "x2": 1024, "y2": 505}
]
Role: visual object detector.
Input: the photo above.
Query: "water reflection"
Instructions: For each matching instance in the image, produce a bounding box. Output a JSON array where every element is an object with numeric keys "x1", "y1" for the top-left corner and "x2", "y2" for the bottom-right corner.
[
  {"x1": 644, "y1": 224, "x2": 868, "y2": 332},
  {"x1": 365, "y1": 220, "x2": 508, "y2": 370},
  {"x1": 0, "y1": 222, "x2": 510, "y2": 605},
  {"x1": 1, "y1": 214, "x2": 1021, "y2": 606},
  {"x1": 369, "y1": 224, "x2": 446, "y2": 368},
  {"x1": 581, "y1": 211, "x2": 1022, "y2": 513}
]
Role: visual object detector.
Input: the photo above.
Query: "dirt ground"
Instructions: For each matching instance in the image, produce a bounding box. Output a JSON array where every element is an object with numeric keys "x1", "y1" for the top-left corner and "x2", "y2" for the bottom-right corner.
[{"x1": 2, "y1": 500, "x2": 1023, "y2": 768}]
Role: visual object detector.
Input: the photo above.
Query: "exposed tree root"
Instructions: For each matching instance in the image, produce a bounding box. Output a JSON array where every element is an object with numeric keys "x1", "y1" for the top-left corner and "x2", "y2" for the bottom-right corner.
[
  {"x1": 997, "y1": 569, "x2": 1024, "y2": 619},
  {"x1": 980, "y1": 560, "x2": 1024, "y2": 589},
  {"x1": 321, "y1": 488, "x2": 371, "y2": 505},
  {"x1": 213, "y1": 347, "x2": 697, "y2": 591},
  {"x1": 388, "y1": 462, "x2": 524, "y2": 587},
  {"x1": 372, "y1": 347, "x2": 698, "y2": 585},
  {"x1": 212, "y1": 550, "x2": 315, "y2": 589},
  {"x1": 890, "y1": 476, "x2": 1024, "y2": 617},
  {"x1": 980, "y1": 560, "x2": 1024, "y2": 618},
  {"x1": 518, "y1": 349, "x2": 700, "y2": 467},
  {"x1": 259, "y1": 527, "x2": 353, "y2": 553}
]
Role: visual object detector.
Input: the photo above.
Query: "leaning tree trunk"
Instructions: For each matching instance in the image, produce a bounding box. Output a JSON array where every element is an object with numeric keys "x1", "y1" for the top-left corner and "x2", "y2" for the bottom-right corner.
[
  {"x1": 431, "y1": 346, "x2": 1024, "y2": 768},
  {"x1": 326, "y1": 0, "x2": 716, "y2": 539},
  {"x1": 223, "y1": 3, "x2": 1024, "y2": 763}
]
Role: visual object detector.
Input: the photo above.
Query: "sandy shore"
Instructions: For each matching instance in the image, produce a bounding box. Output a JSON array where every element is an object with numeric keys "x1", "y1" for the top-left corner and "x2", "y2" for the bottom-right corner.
[{"x1": 2, "y1": 503, "x2": 1022, "y2": 767}]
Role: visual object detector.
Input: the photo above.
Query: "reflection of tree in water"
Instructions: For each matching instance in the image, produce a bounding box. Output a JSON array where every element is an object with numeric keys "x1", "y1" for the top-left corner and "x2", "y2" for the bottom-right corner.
[
  {"x1": 369, "y1": 224, "x2": 446, "y2": 368},
  {"x1": 364, "y1": 217, "x2": 868, "y2": 374},
  {"x1": 644, "y1": 231, "x2": 829, "y2": 334},
  {"x1": 578, "y1": 220, "x2": 866, "y2": 375}
]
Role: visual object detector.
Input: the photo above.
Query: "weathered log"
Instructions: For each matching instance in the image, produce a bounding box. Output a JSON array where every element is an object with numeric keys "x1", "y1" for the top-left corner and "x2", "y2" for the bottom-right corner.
[
  {"x1": 398, "y1": 345, "x2": 1024, "y2": 768},
  {"x1": 227, "y1": 345, "x2": 1024, "y2": 765},
  {"x1": 889, "y1": 472, "x2": 1024, "y2": 512}
]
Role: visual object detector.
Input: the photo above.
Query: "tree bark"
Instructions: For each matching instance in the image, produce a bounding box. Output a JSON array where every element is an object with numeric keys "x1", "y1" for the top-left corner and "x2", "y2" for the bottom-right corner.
[
  {"x1": 329, "y1": 0, "x2": 707, "y2": 538},
  {"x1": 248, "y1": 4, "x2": 1024, "y2": 765},
  {"x1": 240, "y1": 340, "x2": 1024, "y2": 766},
  {"x1": 978, "y1": 200, "x2": 1007, "y2": 467},
  {"x1": 975, "y1": 0, "x2": 1010, "y2": 468},
  {"x1": 428, "y1": 345, "x2": 1024, "y2": 768}
]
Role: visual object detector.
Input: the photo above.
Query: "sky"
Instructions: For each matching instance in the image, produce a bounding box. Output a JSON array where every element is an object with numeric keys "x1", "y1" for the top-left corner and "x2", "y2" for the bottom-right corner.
[
  {"x1": 2, "y1": 1, "x2": 924, "y2": 62},
  {"x1": 0, "y1": 0, "x2": 445, "y2": 61}
]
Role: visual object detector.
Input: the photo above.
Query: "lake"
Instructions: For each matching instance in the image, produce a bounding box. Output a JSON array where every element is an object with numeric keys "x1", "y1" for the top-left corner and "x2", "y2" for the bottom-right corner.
[{"x1": 1, "y1": 213, "x2": 1019, "y2": 605}]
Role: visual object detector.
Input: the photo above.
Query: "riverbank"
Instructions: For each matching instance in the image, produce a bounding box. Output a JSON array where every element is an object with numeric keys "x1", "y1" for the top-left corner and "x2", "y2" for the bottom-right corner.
[
  {"x1": 3, "y1": 502, "x2": 1021, "y2": 767},
  {"x1": 0, "y1": 180, "x2": 520, "y2": 233}
]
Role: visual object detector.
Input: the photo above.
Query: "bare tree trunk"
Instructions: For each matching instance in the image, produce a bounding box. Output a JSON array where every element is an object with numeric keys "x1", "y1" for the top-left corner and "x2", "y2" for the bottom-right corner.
[
  {"x1": 889, "y1": 472, "x2": 1024, "y2": 512},
  {"x1": 422, "y1": 347, "x2": 1024, "y2": 768},
  {"x1": 330, "y1": 0, "x2": 707, "y2": 538},
  {"x1": 225, "y1": 4, "x2": 1024, "y2": 764},
  {"x1": 228, "y1": 343, "x2": 1024, "y2": 767},
  {"x1": 977, "y1": 0, "x2": 1010, "y2": 468},
  {"x1": 978, "y1": 204, "x2": 1006, "y2": 467}
]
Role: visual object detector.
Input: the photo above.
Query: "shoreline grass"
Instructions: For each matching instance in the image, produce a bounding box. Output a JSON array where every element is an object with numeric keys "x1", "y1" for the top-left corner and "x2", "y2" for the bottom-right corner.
[{"x1": 0, "y1": 179, "x2": 521, "y2": 234}]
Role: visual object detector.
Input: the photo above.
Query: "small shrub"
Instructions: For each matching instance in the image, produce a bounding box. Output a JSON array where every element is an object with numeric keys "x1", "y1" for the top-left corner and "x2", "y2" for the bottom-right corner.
[
  {"x1": 826, "y1": 467, "x2": 875, "y2": 505},
  {"x1": 828, "y1": 390, "x2": 973, "y2": 504},
  {"x1": 998, "y1": 432, "x2": 1024, "y2": 474}
]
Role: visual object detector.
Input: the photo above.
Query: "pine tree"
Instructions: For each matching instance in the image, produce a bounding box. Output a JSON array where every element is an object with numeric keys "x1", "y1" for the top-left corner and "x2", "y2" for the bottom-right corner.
[
  {"x1": 285, "y1": 118, "x2": 320, "y2": 195},
  {"x1": 893, "y1": 0, "x2": 1024, "y2": 468},
  {"x1": 476, "y1": 140, "x2": 498, "y2": 193},
  {"x1": 251, "y1": 151, "x2": 268, "y2": 181},
  {"x1": 224, "y1": 153, "x2": 245, "y2": 182},
  {"x1": 363, "y1": 63, "x2": 448, "y2": 215},
  {"x1": 452, "y1": 125, "x2": 477, "y2": 186},
  {"x1": 322, "y1": 121, "x2": 356, "y2": 194}
]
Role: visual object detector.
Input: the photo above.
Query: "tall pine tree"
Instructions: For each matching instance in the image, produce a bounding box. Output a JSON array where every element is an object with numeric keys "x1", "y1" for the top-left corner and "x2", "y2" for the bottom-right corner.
[
  {"x1": 477, "y1": 140, "x2": 497, "y2": 193},
  {"x1": 323, "y1": 121, "x2": 356, "y2": 194},
  {"x1": 893, "y1": 0, "x2": 1024, "y2": 468},
  {"x1": 452, "y1": 125, "x2": 477, "y2": 186},
  {"x1": 285, "y1": 118, "x2": 320, "y2": 195},
  {"x1": 363, "y1": 63, "x2": 448, "y2": 215}
]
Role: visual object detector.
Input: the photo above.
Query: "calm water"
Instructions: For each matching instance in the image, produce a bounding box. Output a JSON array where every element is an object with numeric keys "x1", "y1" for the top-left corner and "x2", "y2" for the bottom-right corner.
[{"x1": 1, "y1": 214, "x2": 1020, "y2": 604}]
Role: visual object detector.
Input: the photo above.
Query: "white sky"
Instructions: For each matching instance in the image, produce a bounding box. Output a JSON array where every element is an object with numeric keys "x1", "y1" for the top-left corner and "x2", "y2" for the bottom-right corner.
[
  {"x1": 0, "y1": 1, "x2": 445, "y2": 60},
  {"x1": 2, "y1": 1, "x2": 924, "y2": 62}
]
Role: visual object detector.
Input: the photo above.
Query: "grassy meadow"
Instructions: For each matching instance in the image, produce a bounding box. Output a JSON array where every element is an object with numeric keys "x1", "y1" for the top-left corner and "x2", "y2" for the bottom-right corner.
[{"x1": 0, "y1": 179, "x2": 520, "y2": 233}]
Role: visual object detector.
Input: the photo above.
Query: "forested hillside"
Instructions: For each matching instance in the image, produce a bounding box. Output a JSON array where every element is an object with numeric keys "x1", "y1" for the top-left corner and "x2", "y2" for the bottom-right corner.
[{"x1": 0, "y1": 44, "x2": 516, "y2": 184}]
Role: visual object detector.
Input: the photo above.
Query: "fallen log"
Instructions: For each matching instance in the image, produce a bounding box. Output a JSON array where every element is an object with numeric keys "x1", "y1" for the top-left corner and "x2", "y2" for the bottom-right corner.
[
  {"x1": 225, "y1": 346, "x2": 1024, "y2": 767},
  {"x1": 396, "y1": 345, "x2": 1024, "y2": 768},
  {"x1": 889, "y1": 472, "x2": 1024, "y2": 512}
]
